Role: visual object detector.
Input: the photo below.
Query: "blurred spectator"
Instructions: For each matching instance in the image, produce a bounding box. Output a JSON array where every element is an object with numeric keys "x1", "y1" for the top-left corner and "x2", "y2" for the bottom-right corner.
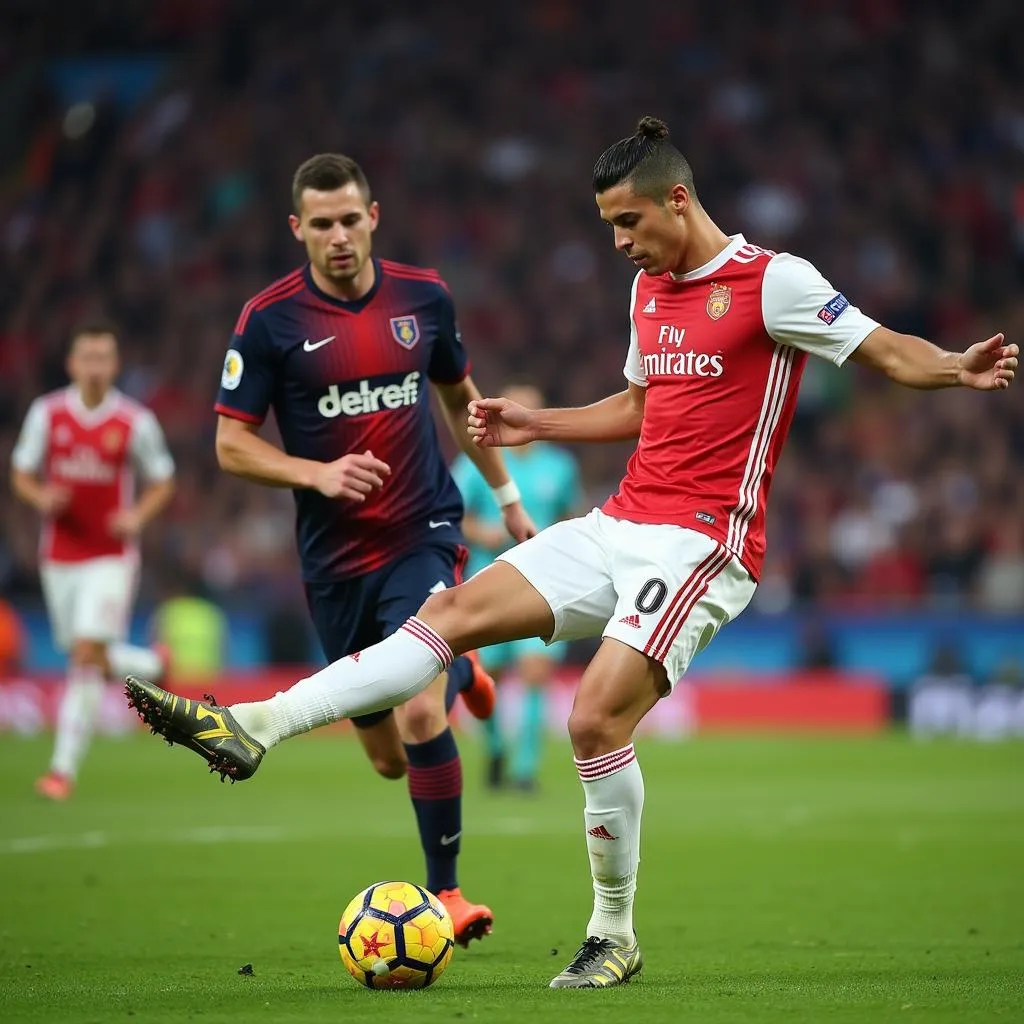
[
  {"x1": 151, "y1": 578, "x2": 228, "y2": 681},
  {"x1": 1, "y1": 1, "x2": 1022, "y2": 617}
]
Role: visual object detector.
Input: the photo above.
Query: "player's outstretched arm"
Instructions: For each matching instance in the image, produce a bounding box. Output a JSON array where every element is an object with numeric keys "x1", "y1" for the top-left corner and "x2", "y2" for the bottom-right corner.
[
  {"x1": 468, "y1": 383, "x2": 646, "y2": 447},
  {"x1": 435, "y1": 377, "x2": 537, "y2": 541},
  {"x1": 850, "y1": 328, "x2": 1017, "y2": 391},
  {"x1": 215, "y1": 415, "x2": 390, "y2": 501}
]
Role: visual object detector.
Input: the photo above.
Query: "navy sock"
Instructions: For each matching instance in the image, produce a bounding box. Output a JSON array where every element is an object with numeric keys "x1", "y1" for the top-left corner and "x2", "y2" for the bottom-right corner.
[
  {"x1": 443, "y1": 655, "x2": 474, "y2": 714},
  {"x1": 405, "y1": 727, "x2": 462, "y2": 894}
]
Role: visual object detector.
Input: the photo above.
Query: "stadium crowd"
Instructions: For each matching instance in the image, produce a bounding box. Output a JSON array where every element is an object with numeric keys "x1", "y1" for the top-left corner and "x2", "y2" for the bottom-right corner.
[{"x1": 1, "y1": 0, "x2": 1022, "y2": 615}]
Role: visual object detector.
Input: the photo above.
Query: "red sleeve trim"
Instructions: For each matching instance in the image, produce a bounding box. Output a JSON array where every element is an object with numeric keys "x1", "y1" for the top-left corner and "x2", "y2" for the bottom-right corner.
[{"x1": 214, "y1": 403, "x2": 265, "y2": 425}]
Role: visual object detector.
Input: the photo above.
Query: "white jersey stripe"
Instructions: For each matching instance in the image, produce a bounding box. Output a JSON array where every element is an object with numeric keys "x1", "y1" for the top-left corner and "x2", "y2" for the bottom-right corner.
[
  {"x1": 727, "y1": 344, "x2": 794, "y2": 558},
  {"x1": 735, "y1": 347, "x2": 794, "y2": 556},
  {"x1": 733, "y1": 345, "x2": 793, "y2": 556},
  {"x1": 727, "y1": 345, "x2": 786, "y2": 554}
]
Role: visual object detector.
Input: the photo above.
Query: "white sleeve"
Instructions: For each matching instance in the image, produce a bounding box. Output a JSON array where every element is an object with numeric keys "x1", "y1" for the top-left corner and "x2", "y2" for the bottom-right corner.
[
  {"x1": 11, "y1": 398, "x2": 49, "y2": 474},
  {"x1": 622, "y1": 271, "x2": 648, "y2": 387},
  {"x1": 762, "y1": 253, "x2": 879, "y2": 366},
  {"x1": 129, "y1": 409, "x2": 175, "y2": 482}
]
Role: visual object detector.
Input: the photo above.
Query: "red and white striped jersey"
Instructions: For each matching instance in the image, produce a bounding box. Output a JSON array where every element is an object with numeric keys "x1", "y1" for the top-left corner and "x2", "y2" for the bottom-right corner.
[
  {"x1": 11, "y1": 387, "x2": 174, "y2": 563},
  {"x1": 603, "y1": 234, "x2": 878, "y2": 580}
]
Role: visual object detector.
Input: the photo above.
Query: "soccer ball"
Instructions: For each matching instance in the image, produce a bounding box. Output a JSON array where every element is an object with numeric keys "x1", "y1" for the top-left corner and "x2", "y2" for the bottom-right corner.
[{"x1": 338, "y1": 880, "x2": 455, "y2": 989}]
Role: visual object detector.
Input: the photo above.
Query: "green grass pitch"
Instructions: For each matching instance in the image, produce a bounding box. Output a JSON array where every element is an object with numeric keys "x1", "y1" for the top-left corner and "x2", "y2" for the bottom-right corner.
[{"x1": 1, "y1": 731, "x2": 1021, "y2": 1023}]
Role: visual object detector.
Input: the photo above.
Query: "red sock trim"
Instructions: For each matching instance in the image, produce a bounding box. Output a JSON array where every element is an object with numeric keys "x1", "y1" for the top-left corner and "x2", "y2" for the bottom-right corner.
[
  {"x1": 401, "y1": 617, "x2": 454, "y2": 669},
  {"x1": 408, "y1": 758, "x2": 463, "y2": 799},
  {"x1": 575, "y1": 744, "x2": 636, "y2": 781}
]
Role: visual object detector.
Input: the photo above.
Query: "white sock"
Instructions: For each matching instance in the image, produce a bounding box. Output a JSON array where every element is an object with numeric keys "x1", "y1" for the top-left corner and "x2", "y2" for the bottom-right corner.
[
  {"x1": 575, "y1": 743, "x2": 644, "y2": 946},
  {"x1": 50, "y1": 665, "x2": 105, "y2": 780},
  {"x1": 231, "y1": 617, "x2": 452, "y2": 750},
  {"x1": 108, "y1": 642, "x2": 164, "y2": 681}
]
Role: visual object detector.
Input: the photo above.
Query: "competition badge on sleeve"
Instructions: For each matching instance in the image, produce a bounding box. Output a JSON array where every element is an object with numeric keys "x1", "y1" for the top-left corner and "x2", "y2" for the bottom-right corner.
[{"x1": 221, "y1": 349, "x2": 244, "y2": 390}]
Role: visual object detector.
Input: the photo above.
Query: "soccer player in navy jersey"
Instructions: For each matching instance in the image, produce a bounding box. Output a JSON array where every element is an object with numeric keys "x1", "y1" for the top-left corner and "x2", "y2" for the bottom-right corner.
[{"x1": 207, "y1": 154, "x2": 536, "y2": 944}]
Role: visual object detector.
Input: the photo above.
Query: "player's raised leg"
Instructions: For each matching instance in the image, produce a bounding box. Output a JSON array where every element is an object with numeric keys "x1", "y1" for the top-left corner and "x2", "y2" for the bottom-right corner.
[
  {"x1": 124, "y1": 561, "x2": 554, "y2": 780},
  {"x1": 548, "y1": 638, "x2": 659, "y2": 988}
]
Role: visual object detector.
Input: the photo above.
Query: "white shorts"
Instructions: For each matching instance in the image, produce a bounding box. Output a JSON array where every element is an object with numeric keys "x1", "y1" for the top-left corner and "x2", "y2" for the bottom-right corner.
[
  {"x1": 497, "y1": 509, "x2": 756, "y2": 687},
  {"x1": 40, "y1": 556, "x2": 138, "y2": 650}
]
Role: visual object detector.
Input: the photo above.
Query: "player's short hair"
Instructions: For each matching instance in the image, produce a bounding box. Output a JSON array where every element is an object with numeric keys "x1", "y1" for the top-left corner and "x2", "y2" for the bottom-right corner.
[
  {"x1": 292, "y1": 154, "x2": 371, "y2": 213},
  {"x1": 70, "y1": 319, "x2": 119, "y2": 347},
  {"x1": 592, "y1": 116, "x2": 697, "y2": 203}
]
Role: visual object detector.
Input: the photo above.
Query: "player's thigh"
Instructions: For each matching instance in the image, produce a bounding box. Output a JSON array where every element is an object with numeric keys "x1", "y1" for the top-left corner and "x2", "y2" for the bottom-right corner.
[
  {"x1": 39, "y1": 562, "x2": 78, "y2": 651},
  {"x1": 425, "y1": 510, "x2": 619, "y2": 651},
  {"x1": 69, "y1": 557, "x2": 138, "y2": 646},
  {"x1": 304, "y1": 577, "x2": 396, "y2": 734},
  {"x1": 376, "y1": 541, "x2": 464, "y2": 638},
  {"x1": 603, "y1": 523, "x2": 757, "y2": 689},
  {"x1": 376, "y1": 543, "x2": 465, "y2": 738},
  {"x1": 568, "y1": 637, "x2": 667, "y2": 757}
]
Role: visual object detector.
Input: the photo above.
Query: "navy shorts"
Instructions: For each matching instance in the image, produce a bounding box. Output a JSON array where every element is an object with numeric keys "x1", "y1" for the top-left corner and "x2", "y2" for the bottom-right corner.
[{"x1": 304, "y1": 541, "x2": 467, "y2": 729}]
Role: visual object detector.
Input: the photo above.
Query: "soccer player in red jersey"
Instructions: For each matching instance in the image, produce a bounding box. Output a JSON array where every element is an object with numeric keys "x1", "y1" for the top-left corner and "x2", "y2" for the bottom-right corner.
[
  {"x1": 12, "y1": 323, "x2": 175, "y2": 799},
  {"x1": 204, "y1": 154, "x2": 534, "y2": 943},
  {"x1": 127, "y1": 119, "x2": 1016, "y2": 985}
]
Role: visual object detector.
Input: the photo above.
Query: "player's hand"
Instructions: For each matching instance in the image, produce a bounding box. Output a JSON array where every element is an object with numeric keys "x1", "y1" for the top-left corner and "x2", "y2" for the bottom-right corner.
[
  {"x1": 501, "y1": 502, "x2": 538, "y2": 543},
  {"x1": 314, "y1": 450, "x2": 391, "y2": 501},
  {"x1": 467, "y1": 398, "x2": 537, "y2": 448},
  {"x1": 958, "y1": 334, "x2": 1017, "y2": 391},
  {"x1": 37, "y1": 485, "x2": 71, "y2": 516},
  {"x1": 109, "y1": 508, "x2": 144, "y2": 538}
]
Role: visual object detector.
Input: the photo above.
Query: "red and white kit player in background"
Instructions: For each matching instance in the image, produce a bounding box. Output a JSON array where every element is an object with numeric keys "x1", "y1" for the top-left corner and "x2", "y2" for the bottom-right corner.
[
  {"x1": 12, "y1": 323, "x2": 176, "y2": 800},
  {"x1": 128, "y1": 117, "x2": 1016, "y2": 987}
]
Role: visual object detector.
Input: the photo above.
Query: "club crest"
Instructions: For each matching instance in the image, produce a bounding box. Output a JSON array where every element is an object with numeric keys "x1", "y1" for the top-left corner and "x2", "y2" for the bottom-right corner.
[
  {"x1": 390, "y1": 316, "x2": 420, "y2": 350},
  {"x1": 101, "y1": 425, "x2": 125, "y2": 453},
  {"x1": 706, "y1": 283, "x2": 732, "y2": 321}
]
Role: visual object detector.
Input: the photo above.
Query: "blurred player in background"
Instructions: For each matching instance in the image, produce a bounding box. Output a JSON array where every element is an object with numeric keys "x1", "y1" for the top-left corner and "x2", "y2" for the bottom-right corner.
[
  {"x1": 126, "y1": 117, "x2": 1017, "y2": 986},
  {"x1": 203, "y1": 154, "x2": 534, "y2": 944},
  {"x1": 12, "y1": 323, "x2": 175, "y2": 800},
  {"x1": 451, "y1": 384, "x2": 582, "y2": 792}
]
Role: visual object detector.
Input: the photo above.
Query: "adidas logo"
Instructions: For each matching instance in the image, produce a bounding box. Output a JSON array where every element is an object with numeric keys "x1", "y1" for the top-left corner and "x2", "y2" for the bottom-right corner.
[
  {"x1": 350, "y1": 652, "x2": 361, "y2": 662},
  {"x1": 642, "y1": 296, "x2": 656, "y2": 313},
  {"x1": 618, "y1": 614, "x2": 641, "y2": 629},
  {"x1": 587, "y1": 825, "x2": 619, "y2": 841}
]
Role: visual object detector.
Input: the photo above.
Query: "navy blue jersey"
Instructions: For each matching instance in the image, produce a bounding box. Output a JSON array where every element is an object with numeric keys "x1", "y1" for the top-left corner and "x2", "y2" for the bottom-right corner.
[{"x1": 215, "y1": 259, "x2": 468, "y2": 580}]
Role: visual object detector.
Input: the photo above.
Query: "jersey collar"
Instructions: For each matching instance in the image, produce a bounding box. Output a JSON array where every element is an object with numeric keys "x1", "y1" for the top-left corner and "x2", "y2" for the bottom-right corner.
[
  {"x1": 66, "y1": 386, "x2": 120, "y2": 424},
  {"x1": 669, "y1": 234, "x2": 746, "y2": 282},
  {"x1": 302, "y1": 258, "x2": 383, "y2": 313}
]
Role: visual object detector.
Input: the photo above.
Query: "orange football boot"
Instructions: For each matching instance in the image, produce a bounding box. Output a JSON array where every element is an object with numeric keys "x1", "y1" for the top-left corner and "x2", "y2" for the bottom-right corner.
[
  {"x1": 35, "y1": 771, "x2": 73, "y2": 801},
  {"x1": 437, "y1": 887, "x2": 494, "y2": 947},
  {"x1": 459, "y1": 651, "x2": 497, "y2": 720}
]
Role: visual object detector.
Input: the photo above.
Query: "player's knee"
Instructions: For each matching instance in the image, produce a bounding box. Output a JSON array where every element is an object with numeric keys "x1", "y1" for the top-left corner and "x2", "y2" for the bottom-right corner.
[
  {"x1": 418, "y1": 585, "x2": 459, "y2": 624},
  {"x1": 396, "y1": 690, "x2": 446, "y2": 745},
  {"x1": 370, "y1": 753, "x2": 407, "y2": 780},
  {"x1": 567, "y1": 704, "x2": 626, "y2": 761}
]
